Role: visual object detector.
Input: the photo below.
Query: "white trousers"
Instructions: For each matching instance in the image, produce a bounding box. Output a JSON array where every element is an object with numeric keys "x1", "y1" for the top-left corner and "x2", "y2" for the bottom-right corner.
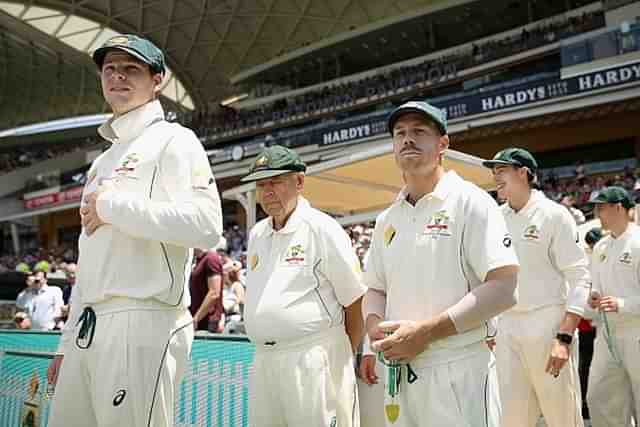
[
  {"x1": 495, "y1": 306, "x2": 583, "y2": 427},
  {"x1": 249, "y1": 326, "x2": 359, "y2": 427},
  {"x1": 381, "y1": 341, "x2": 500, "y2": 427},
  {"x1": 587, "y1": 318, "x2": 640, "y2": 427},
  {"x1": 48, "y1": 298, "x2": 194, "y2": 427}
]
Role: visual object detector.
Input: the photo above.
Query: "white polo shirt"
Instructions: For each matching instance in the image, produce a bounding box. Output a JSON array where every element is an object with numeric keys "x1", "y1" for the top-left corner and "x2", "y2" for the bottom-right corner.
[
  {"x1": 364, "y1": 171, "x2": 519, "y2": 350},
  {"x1": 29, "y1": 285, "x2": 64, "y2": 330},
  {"x1": 591, "y1": 223, "x2": 640, "y2": 326},
  {"x1": 244, "y1": 197, "x2": 366, "y2": 344},
  {"x1": 501, "y1": 190, "x2": 590, "y2": 314}
]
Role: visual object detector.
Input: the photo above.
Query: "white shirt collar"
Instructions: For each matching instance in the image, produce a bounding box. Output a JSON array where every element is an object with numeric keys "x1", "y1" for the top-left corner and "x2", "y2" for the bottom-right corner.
[
  {"x1": 395, "y1": 170, "x2": 461, "y2": 206},
  {"x1": 265, "y1": 196, "x2": 310, "y2": 235},
  {"x1": 98, "y1": 100, "x2": 165, "y2": 144}
]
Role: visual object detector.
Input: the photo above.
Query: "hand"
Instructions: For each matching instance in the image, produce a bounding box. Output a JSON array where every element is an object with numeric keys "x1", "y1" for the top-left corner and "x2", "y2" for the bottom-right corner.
[
  {"x1": 358, "y1": 354, "x2": 378, "y2": 385},
  {"x1": 599, "y1": 296, "x2": 620, "y2": 313},
  {"x1": 47, "y1": 355, "x2": 64, "y2": 386},
  {"x1": 545, "y1": 339, "x2": 571, "y2": 378},
  {"x1": 371, "y1": 320, "x2": 431, "y2": 364},
  {"x1": 366, "y1": 315, "x2": 384, "y2": 343},
  {"x1": 589, "y1": 291, "x2": 601, "y2": 309},
  {"x1": 486, "y1": 337, "x2": 496, "y2": 351},
  {"x1": 80, "y1": 188, "x2": 108, "y2": 236}
]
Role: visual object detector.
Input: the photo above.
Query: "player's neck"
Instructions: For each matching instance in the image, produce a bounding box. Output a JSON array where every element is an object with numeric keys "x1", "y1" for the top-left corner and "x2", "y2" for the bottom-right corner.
[
  {"x1": 508, "y1": 187, "x2": 532, "y2": 213},
  {"x1": 610, "y1": 219, "x2": 630, "y2": 239},
  {"x1": 272, "y1": 199, "x2": 298, "y2": 231},
  {"x1": 404, "y1": 167, "x2": 445, "y2": 205}
]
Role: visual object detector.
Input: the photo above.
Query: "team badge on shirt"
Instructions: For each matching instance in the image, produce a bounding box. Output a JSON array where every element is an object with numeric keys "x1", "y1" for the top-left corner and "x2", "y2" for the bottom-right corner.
[
  {"x1": 523, "y1": 224, "x2": 540, "y2": 241},
  {"x1": 249, "y1": 254, "x2": 259, "y2": 271},
  {"x1": 619, "y1": 252, "x2": 632, "y2": 265},
  {"x1": 284, "y1": 244, "x2": 305, "y2": 265},
  {"x1": 115, "y1": 153, "x2": 140, "y2": 175},
  {"x1": 424, "y1": 210, "x2": 452, "y2": 237},
  {"x1": 384, "y1": 225, "x2": 397, "y2": 246}
]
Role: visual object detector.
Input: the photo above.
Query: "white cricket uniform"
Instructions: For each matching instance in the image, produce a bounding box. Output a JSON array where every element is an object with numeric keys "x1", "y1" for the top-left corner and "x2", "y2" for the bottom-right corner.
[
  {"x1": 245, "y1": 196, "x2": 366, "y2": 427},
  {"x1": 587, "y1": 223, "x2": 640, "y2": 427},
  {"x1": 29, "y1": 285, "x2": 64, "y2": 330},
  {"x1": 364, "y1": 171, "x2": 518, "y2": 427},
  {"x1": 48, "y1": 100, "x2": 222, "y2": 427},
  {"x1": 496, "y1": 190, "x2": 589, "y2": 427}
]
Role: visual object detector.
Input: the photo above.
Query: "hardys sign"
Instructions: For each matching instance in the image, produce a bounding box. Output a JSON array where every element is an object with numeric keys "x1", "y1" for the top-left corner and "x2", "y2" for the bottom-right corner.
[
  {"x1": 316, "y1": 60, "x2": 640, "y2": 147},
  {"x1": 439, "y1": 60, "x2": 640, "y2": 119}
]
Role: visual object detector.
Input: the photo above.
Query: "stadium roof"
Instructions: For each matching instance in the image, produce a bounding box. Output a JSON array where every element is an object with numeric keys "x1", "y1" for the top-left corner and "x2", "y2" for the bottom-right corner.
[{"x1": 0, "y1": 0, "x2": 476, "y2": 131}]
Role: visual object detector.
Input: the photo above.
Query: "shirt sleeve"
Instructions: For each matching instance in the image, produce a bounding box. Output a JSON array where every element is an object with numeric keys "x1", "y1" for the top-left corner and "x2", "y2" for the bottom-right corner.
[
  {"x1": 97, "y1": 126, "x2": 222, "y2": 250},
  {"x1": 205, "y1": 253, "x2": 223, "y2": 277},
  {"x1": 463, "y1": 192, "x2": 519, "y2": 282},
  {"x1": 362, "y1": 215, "x2": 387, "y2": 292},
  {"x1": 320, "y1": 219, "x2": 367, "y2": 307},
  {"x1": 550, "y1": 208, "x2": 591, "y2": 315}
]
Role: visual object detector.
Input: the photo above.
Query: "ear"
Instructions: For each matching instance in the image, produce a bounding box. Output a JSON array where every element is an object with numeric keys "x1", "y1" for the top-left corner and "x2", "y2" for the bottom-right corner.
[
  {"x1": 296, "y1": 173, "x2": 305, "y2": 191},
  {"x1": 152, "y1": 73, "x2": 163, "y2": 94},
  {"x1": 439, "y1": 134, "x2": 450, "y2": 154}
]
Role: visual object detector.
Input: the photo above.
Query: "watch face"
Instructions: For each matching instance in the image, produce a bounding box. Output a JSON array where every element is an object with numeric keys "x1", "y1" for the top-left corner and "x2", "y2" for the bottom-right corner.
[{"x1": 232, "y1": 145, "x2": 244, "y2": 161}]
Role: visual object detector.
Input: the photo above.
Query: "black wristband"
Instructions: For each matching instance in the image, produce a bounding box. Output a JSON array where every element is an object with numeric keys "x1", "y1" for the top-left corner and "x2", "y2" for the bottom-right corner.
[{"x1": 556, "y1": 332, "x2": 573, "y2": 345}]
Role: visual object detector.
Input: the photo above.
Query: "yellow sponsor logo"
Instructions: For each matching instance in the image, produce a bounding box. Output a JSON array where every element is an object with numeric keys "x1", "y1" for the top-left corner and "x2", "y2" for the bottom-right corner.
[
  {"x1": 384, "y1": 225, "x2": 397, "y2": 246},
  {"x1": 249, "y1": 254, "x2": 259, "y2": 271}
]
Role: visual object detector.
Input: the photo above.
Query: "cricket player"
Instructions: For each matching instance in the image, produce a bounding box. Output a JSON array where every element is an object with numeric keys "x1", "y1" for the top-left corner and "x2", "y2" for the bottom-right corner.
[
  {"x1": 586, "y1": 186, "x2": 640, "y2": 426},
  {"x1": 46, "y1": 34, "x2": 222, "y2": 427},
  {"x1": 361, "y1": 101, "x2": 519, "y2": 427},
  {"x1": 241, "y1": 145, "x2": 366, "y2": 427},
  {"x1": 483, "y1": 148, "x2": 590, "y2": 427}
]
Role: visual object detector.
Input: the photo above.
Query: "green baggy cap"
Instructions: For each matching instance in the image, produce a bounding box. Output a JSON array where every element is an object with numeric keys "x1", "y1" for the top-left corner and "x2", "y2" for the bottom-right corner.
[
  {"x1": 93, "y1": 34, "x2": 166, "y2": 75},
  {"x1": 588, "y1": 186, "x2": 635, "y2": 209},
  {"x1": 241, "y1": 145, "x2": 307, "y2": 183},
  {"x1": 482, "y1": 147, "x2": 538, "y2": 173},
  {"x1": 387, "y1": 101, "x2": 447, "y2": 135}
]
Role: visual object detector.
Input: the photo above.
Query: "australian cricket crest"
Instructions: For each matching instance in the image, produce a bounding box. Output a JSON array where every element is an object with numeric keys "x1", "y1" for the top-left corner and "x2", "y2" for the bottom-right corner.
[
  {"x1": 115, "y1": 153, "x2": 140, "y2": 176},
  {"x1": 424, "y1": 210, "x2": 452, "y2": 237},
  {"x1": 523, "y1": 224, "x2": 540, "y2": 241},
  {"x1": 284, "y1": 244, "x2": 306, "y2": 265},
  {"x1": 619, "y1": 251, "x2": 633, "y2": 265}
]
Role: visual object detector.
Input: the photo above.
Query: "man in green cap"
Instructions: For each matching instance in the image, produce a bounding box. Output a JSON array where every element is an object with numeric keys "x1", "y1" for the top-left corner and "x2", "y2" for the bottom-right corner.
[
  {"x1": 483, "y1": 147, "x2": 590, "y2": 427},
  {"x1": 586, "y1": 186, "x2": 640, "y2": 426},
  {"x1": 47, "y1": 34, "x2": 223, "y2": 427},
  {"x1": 242, "y1": 145, "x2": 366, "y2": 427},
  {"x1": 360, "y1": 101, "x2": 519, "y2": 427}
]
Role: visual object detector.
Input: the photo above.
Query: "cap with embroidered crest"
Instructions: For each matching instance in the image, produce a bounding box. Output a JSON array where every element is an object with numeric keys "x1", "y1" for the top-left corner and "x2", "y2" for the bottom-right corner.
[
  {"x1": 93, "y1": 34, "x2": 166, "y2": 75},
  {"x1": 241, "y1": 145, "x2": 307, "y2": 183}
]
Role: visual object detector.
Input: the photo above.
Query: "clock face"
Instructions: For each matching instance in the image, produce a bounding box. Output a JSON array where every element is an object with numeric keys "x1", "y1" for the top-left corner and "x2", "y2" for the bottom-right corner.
[{"x1": 232, "y1": 145, "x2": 244, "y2": 161}]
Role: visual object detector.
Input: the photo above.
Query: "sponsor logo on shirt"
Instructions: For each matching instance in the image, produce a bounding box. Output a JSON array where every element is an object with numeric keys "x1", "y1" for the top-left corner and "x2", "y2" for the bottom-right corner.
[
  {"x1": 284, "y1": 244, "x2": 305, "y2": 264},
  {"x1": 523, "y1": 224, "x2": 540, "y2": 240},
  {"x1": 503, "y1": 234, "x2": 512, "y2": 248},
  {"x1": 249, "y1": 254, "x2": 259, "y2": 271},
  {"x1": 113, "y1": 389, "x2": 126, "y2": 406},
  {"x1": 425, "y1": 210, "x2": 452, "y2": 237},
  {"x1": 619, "y1": 251, "x2": 632, "y2": 265},
  {"x1": 115, "y1": 153, "x2": 140, "y2": 176},
  {"x1": 384, "y1": 225, "x2": 397, "y2": 246}
]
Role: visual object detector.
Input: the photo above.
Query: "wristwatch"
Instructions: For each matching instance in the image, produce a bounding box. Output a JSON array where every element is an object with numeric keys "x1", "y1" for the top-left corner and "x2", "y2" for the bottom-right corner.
[{"x1": 556, "y1": 332, "x2": 573, "y2": 345}]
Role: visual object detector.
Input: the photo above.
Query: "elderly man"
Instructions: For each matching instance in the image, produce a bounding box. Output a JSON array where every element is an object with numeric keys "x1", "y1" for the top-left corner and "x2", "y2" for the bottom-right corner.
[
  {"x1": 587, "y1": 187, "x2": 640, "y2": 426},
  {"x1": 360, "y1": 101, "x2": 519, "y2": 427},
  {"x1": 46, "y1": 34, "x2": 222, "y2": 427},
  {"x1": 483, "y1": 148, "x2": 590, "y2": 427},
  {"x1": 242, "y1": 145, "x2": 366, "y2": 427}
]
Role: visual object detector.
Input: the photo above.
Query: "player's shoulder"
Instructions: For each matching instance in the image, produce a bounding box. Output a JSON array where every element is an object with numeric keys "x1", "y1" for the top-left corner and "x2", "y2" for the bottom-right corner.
[
  {"x1": 301, "y1": 204, "x2": 346, "y2": 238},
  {"x1": 250, "y1": 217, "x2": 272, "y2": 240},
  {"x1": 160, "y1": 122, "x2": 202, "y2": 152}
]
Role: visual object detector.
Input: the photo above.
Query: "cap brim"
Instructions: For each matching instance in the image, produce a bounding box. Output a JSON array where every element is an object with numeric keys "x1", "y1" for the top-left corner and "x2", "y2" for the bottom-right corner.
[
  {"x1": 388, "y1": 107, "x2": 445, "y2": 135},
  {"x1": 93, "y1": 46, "x2": 160, "y2": 73},
  {"x1": 482, "y1": 159, "x2": 516, "y2": 169},
  {"x1": 240, "y1": 169, "x2": 296, "y2": 183}
]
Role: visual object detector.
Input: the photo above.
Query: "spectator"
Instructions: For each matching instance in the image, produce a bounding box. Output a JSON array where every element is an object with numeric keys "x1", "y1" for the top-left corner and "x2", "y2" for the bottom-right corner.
[
  {"x1": 27, "y1": 271, "x2": 64, "y2": 331},
  {"x1": 189, "y1": 248, "x2": 224, "y2": 333},
  {"x1": 561, "y1": 194, "x2": 586, "y2": 225},
  {"x1": 16, "y1": 273, "x2": 36, "y2": 313},
  {"x1": 222, "y1": 260, "x2": 245, "y2": 324}
]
